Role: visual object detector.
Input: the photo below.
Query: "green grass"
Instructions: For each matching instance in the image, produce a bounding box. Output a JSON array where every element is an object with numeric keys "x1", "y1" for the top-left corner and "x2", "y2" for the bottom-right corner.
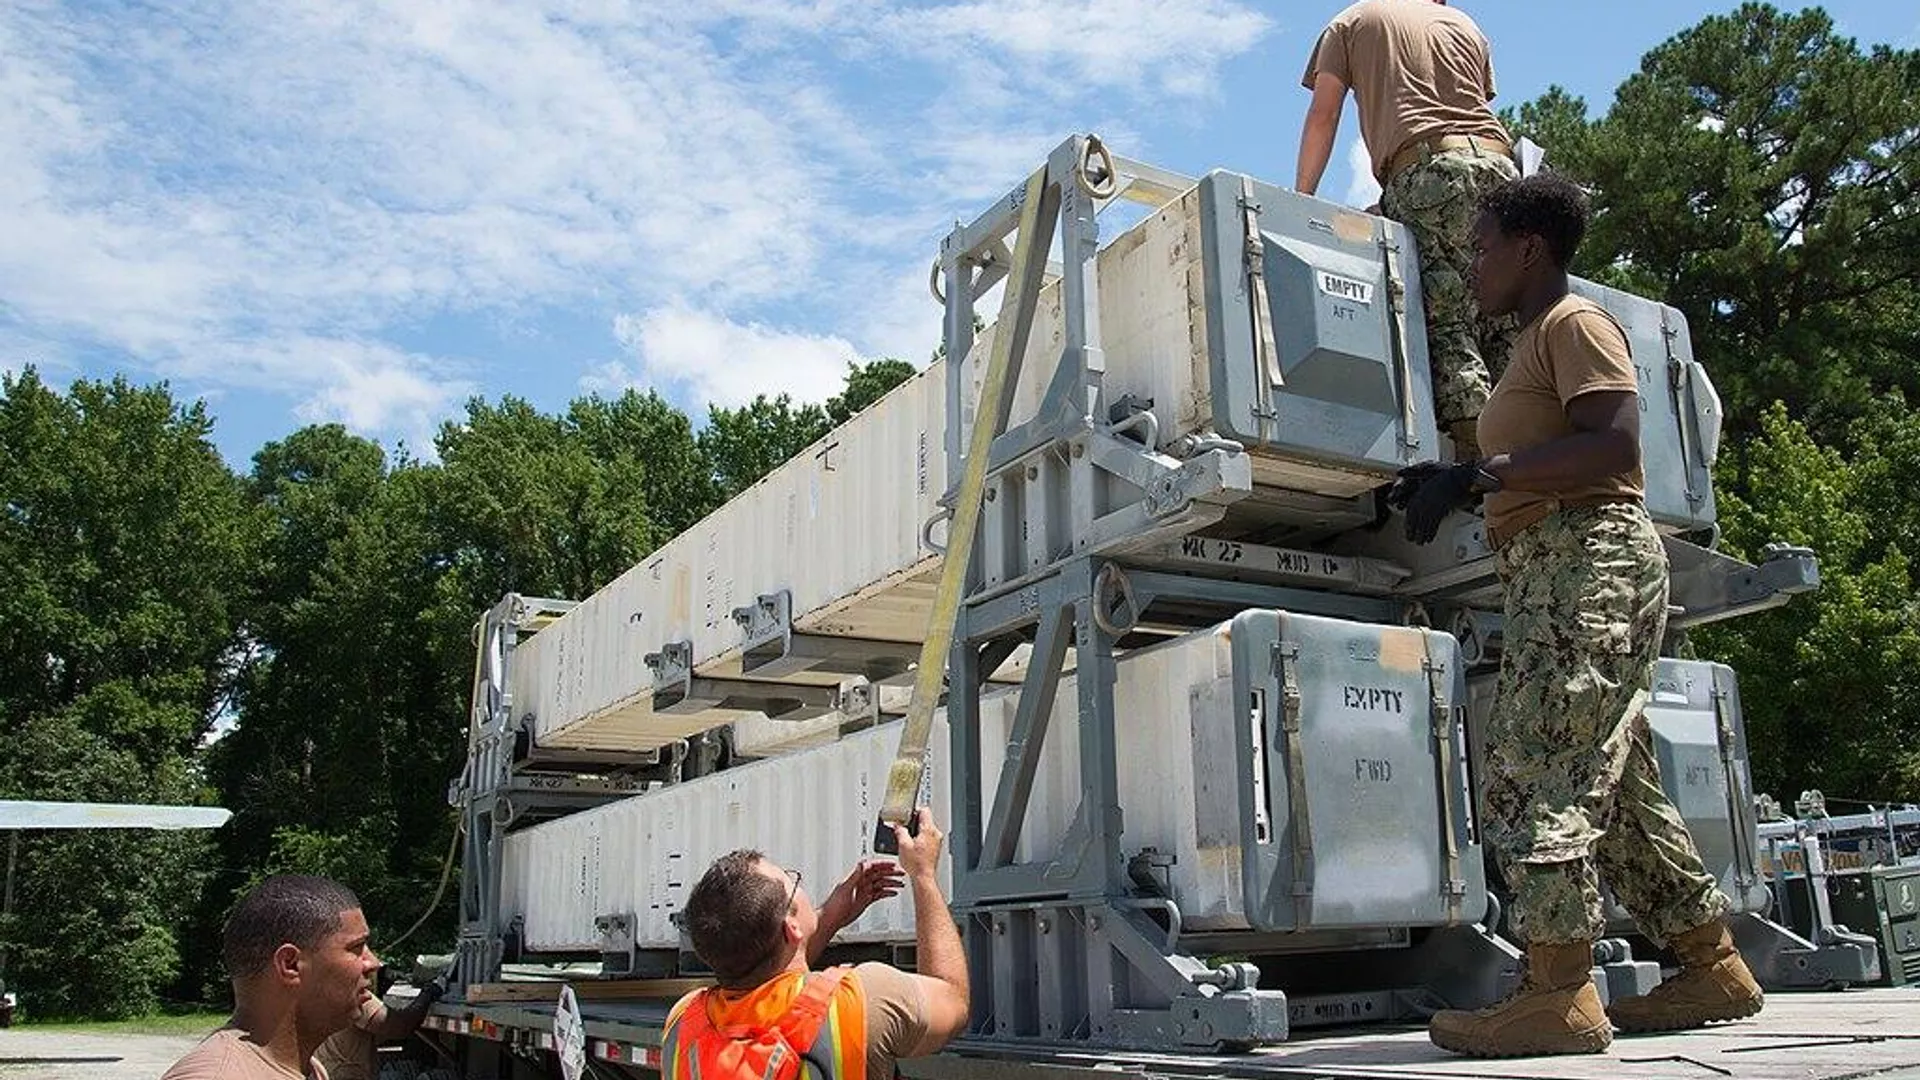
[{"x1": 20, "y1": 1011, "x2": 228, "y2": 1037}]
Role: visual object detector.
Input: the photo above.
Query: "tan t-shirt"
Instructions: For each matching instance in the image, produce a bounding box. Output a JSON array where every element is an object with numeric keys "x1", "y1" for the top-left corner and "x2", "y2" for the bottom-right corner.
[
  {"x1": 852, "y1": 962, "x2": 932, "y2": 1078},
  {"x1": 159, "y1": 1027, "x2": 330, "y2": 1080},
  {"x1": 1302, "y1": 0, "x2": 1511, "y2": 181},
  {"x1": 1480, "y1": 294, "x2": 1645, "y2": 545},
  {"x1": 313, "y1": 996, "x2": 383, "y2": 1080}
]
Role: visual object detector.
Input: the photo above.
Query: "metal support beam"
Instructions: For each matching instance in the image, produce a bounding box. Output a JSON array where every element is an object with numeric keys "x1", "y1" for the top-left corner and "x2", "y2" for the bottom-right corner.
[
  {"x1": 1667, "y1": 540, "x2": 1819, "y2": 628},
  {"x1": 1139, "y1": 536, "x2": 1411, "y2": 594},
  {"x1": 1102, "y1": 155, "x2": 1195, "y2": 209},
  {"x1": 887, "y1": 145, "x2": 1067, "y2": 844},
  {"x1": 734, "y1": 590, "x2": 920, "y2": 680},
  {"x1": 1730, "y1": 911, "x2": 1881, "y2": 989},
  {"x1": 930, "y1": 138, "x2": 1292, "y2": 1051},
  {"x1": 1123, "y1": 569, "x2": 1402, "y2": 627},
  {"x1": 981, "y1": 603, "x2": 1076, "y2": 869},
  {"x1": 511, "y1": 744, "x2": 664, "y2": 773},
  {"x1": 743, "y1": 631, "x2": 922, "y2": 682},
  {"x1": 652, "y1": 675, "x2": 849, "y2": 722}
]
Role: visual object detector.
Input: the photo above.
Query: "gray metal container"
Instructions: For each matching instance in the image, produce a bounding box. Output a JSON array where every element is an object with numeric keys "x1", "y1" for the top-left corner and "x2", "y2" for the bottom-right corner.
[
  {"x1": 1192, "y1": 171, "x2": 1720, "y2": 534},
  {"x1": 1633, "y1": 659, "x2": 1769, "y2": 916},
  {"x1": 1466, "y1": 658, "x2": 1768, "y2": 920},
  {"x1": 1209, "y1": 610, "x2": 1486, "y2": 931},
  {"x1": 1570, "y1": 280, "x2": 1721, "y2": 533},
  {"x1": 1198, "y1": 174, "x2": 1441, "y2": 476}
]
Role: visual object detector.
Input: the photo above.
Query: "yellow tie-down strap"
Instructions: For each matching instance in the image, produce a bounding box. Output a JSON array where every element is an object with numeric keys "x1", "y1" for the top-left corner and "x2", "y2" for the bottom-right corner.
[{"x1": 875, "y1": 163, "x2": 1052, "y2": 850}]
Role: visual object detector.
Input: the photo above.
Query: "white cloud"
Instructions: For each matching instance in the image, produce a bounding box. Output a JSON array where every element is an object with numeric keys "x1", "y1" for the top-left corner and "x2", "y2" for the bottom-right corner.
[
  {"x1": 0, "y1": 0, "x2": 1270, "y2": 447},
  {"x1": 282, "y1": 338, "x2": 475, "y2": 447},
  {"x1": 1343, "y1": 135, "x2": 1383, "y2": 210},
  {"x1": 600, "y1": 307, "x2": 861, "y2": 408},
  {"x1": 882, "y1": 0, "x2": 1273, "y2": 97}
]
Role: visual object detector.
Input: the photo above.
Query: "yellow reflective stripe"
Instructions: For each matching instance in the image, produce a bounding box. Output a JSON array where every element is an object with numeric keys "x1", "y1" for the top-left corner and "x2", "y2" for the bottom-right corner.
[
  {"x1": 662, "y1": 996, "x2": 691, "y2": 1080},
  {"x1": 665, "y1": 1029, "x2": 686, "y2": 1080},
  {"x1": 827, "y1": 994, "x2": 854, "y2": 1080}
]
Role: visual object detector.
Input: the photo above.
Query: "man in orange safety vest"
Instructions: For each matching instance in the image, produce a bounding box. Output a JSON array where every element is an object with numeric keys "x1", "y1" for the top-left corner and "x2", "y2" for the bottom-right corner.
[{"x1": 662, "y1": 807, "x2": 971, "y2": 1080}]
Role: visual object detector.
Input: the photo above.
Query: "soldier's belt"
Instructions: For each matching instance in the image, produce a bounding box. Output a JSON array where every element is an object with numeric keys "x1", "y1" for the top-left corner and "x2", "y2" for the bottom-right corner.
[
  {"x1": 1487, "y1": 495, "x2": 1638, "y2": 550},
  {"x1": 1384, "y1": 134, "x2": 1514, "y2": 184}
]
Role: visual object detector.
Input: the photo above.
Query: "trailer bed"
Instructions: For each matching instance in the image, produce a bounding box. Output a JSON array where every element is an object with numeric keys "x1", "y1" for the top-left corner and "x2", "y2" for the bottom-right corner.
[{"x1": 426, "y1": 988, "x2": 1920, "y2": 1079}]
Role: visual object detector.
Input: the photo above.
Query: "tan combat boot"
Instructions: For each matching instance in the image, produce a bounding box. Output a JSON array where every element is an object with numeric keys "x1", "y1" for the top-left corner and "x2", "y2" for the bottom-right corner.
[
  {"x1": 1448, "y1": 419, "x2": 1481, "y2": 463},
  {"x1": 1607, "y1": 920, "x2": 1765, "y2": 1033},
  {"x1": 1429, "y1": 941, "x2": 1612, "y2": 1058}
]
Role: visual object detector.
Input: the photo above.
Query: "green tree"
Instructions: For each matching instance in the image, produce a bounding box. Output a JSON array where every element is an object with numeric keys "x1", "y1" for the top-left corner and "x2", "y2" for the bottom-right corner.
[
  {"x1": 202, "y1": 428, "x2": 462, "y2": 983},
  {"x1": 826, "y1": 359, "x2": 918, "y2": 425},
  {"x1": 0, "y1": 370, "x2": 253, "y2": 1017},
  {"x1": 1505, "y1": 3, "x2": 1920, "y2": 443},
  {"x1": 700, "y1": 395, "x2": 832, "y2": 501},
  {"x1": 703, "y1": 360, "x2": 920, "y2": 500},
  {"x1": 435, "y1": 397, "x2": 654, "y2": 602},
  {"x1": 1692, "y1": 405, "x2": 1920, "y2": 804},
  {"x1": 569, "y1": 390, "x2": 711, "y2": 540}
]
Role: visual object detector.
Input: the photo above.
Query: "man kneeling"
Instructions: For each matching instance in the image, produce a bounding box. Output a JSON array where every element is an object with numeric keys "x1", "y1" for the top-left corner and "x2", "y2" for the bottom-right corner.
[{"x1": 662, "y1": 808, "x2": 970, "y2": 1079}]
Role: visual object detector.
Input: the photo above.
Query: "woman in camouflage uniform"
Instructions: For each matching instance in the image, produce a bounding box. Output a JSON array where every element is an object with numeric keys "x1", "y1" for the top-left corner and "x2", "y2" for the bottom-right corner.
[{"x1": 1390, "y1": 175, "x2": 1765, "y2": 1059}]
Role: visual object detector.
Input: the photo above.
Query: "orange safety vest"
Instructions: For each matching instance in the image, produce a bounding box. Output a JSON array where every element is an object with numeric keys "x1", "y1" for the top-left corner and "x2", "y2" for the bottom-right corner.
[{"x1": 662, "y1": 966, "x2": 869, "y2": 1080}]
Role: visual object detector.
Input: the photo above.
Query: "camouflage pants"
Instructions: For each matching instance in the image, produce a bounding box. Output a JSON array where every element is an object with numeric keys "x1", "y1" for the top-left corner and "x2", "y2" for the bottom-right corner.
[
  {"x1": 1380, "y1": 148, "x2": 1520, "y2": 428},
  {"x1": 1485, "y1": 503, "x2": 1729, "y2": 946}
]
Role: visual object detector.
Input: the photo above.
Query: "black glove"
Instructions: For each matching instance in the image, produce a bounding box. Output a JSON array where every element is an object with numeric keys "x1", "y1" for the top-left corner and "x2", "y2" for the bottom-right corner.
[
  {"x1": 1389, "y1": 461, "x2": 1499, "y2": 545},
  {"x1": 1385, "y1": 461, "x2": 1450, "y2": 511}
]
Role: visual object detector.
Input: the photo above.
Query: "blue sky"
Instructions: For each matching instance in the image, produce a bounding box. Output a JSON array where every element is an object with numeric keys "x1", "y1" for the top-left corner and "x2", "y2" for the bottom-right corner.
[{"x1": 4, "y1": 0, "x2": 1914, "y2": 467}]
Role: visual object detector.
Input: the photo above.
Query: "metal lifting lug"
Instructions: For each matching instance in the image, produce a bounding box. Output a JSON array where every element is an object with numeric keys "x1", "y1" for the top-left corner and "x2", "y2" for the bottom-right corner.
[{"x1": 643, "y1": 640, "x2": 693, "y2": 677}]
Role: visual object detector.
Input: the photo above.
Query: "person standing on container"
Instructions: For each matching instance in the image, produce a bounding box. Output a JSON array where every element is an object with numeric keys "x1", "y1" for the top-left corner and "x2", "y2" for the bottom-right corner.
[
  {"x1": 1389, "y1": 174, "x2": 1765, "y2": 1058},
  {"x1": 1296, "y1": 0, "x2": 1516, "y2": 461}
]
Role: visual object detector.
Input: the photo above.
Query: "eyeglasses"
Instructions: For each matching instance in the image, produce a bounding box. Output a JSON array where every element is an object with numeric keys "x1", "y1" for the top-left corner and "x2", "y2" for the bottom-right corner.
[{"x1": 782, "y1": 868, "x2": 803, "y2": 911}]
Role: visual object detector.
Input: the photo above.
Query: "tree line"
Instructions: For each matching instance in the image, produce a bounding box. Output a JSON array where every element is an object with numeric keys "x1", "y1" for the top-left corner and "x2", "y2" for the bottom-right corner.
[
  {"x1": 1, "y1": 2, "x2": 1914, "y2": 1020},
  {"x1": 0, "y1": 360, "x2": 913, "y2": 1017}
]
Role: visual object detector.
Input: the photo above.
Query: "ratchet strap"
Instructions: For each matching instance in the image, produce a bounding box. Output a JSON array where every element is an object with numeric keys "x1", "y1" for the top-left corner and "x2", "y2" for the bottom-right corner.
[{"x1": 875, "y1": 161, "x2": 1054, "y2": 849}]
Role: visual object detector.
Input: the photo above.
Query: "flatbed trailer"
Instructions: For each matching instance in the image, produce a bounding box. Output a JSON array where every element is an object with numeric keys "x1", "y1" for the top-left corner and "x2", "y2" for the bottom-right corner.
[{"x1": 419, "y1": 988, "x2": 1920, "y2": 1080}]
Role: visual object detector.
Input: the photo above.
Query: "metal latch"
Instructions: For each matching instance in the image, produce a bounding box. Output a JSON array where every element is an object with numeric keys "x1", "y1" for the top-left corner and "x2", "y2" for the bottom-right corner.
[{"x1": 1271, "y1": 641, "x2": 1313, "y2": 902}]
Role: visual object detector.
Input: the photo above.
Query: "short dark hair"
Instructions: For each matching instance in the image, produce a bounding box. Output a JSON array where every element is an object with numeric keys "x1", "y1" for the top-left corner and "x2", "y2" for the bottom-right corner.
[
  {"x1": 222, "y1": 874, "x2": 362, "y2": 980},
  {"x1": 682, "y1": 850, "x2": 788, "y2": 984},
  {"x1": 1477, "y1": 174, "x2": 1591, "y2": 269}
]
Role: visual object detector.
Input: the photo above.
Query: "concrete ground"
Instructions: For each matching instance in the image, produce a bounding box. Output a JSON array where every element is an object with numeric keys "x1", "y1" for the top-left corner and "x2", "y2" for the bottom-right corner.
[
  {"x1": 7, "y1": 989, "x2": 1920, "y2": 1080},
  {"x1": 0, "y1": 1029, "x2": 208, "y2": 1080},
  {"x1": 907, "y1": 988, "x2": 1920, "y2": 1080}
]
